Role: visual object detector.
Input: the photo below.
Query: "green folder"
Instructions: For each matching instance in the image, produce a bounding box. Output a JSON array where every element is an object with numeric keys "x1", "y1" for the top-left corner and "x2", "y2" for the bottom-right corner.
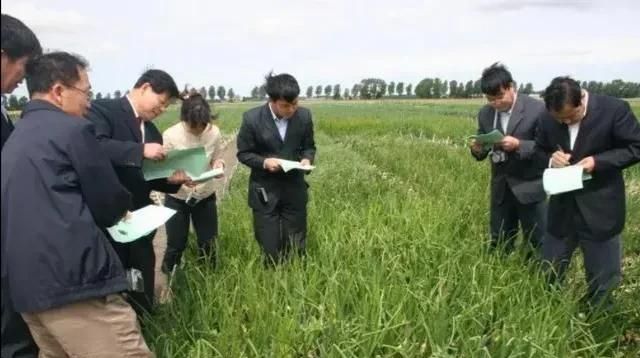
[
  {"x1": 143, "y1": 147, "x2": 208, "y2": 181},
  {"x1": 469, "y1": 129, "x2": 504, "y2": 145}
]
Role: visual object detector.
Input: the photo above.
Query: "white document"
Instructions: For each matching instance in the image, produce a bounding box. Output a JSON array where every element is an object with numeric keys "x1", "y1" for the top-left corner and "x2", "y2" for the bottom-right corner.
[
  {"x1": 277, "y1": 159, "x2": 315, "y2": 173},
  {"x1": 188, "y1": 167, "x2": 224, "y2": 183},
  {"x1": 107, "y1": 205, "x2": 176, "y2": 243},
  {"x1": 543, "y1": 165, "x2": 585, "y2": 195}
]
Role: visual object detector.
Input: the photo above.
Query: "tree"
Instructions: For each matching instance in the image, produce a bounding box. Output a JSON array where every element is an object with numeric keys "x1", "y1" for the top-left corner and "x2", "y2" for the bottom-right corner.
[
  {"x1": 208, "y1": 85, "x2": 216, "y2": 100},
  {"x1": 324, "y1": 85, "x2": 332, "y2": 97},
  {"x1": 523, "y1": 83, "x2": 534, "y2": 95},
  {"x1": 433, "y1": 78, "x2": 442, "y2": 98},
  {"x1": 442, "y1": 80, "x2": 448, "y2": 98},
  {"x1": 343, "y1": 88, "x2": 350, "y2": 99},
  {"x1": 251, "y1": 86, "x2": 259, "y2": 99},
  {"x1": 228, "y1": 88, "x2": 235, "y2": 101},
  {"x1": 8, "y1": 95, "x2": 19, "y2": 110},
  {"x1": 464, "y1": 80, "x2": 473, "y2": 98},
  {"x1": 258, "y1": 85, "x2": 267, "y2": 99},
  {"x1": 199, "y1": 86, "x2": 207, "y2": 99},
  {"x1": 449, "y1": 80, "x2": 458, "y2": 97},
  {"x1": 306, "y1": 86, "x2": 313, "y2": 99},
  {"x1": 113, "y1": 90, "x2": 122, "y2": 99},
  {"x1": 217, "y1": 86, "x2": 226, "y2": 101},
  {"x1": 388, "y1": 81, "x2": 395, "y2": 96},
  {"x1": 96, "y1": 92, "x2": 103, "y2": 100},
  {"x1": 352, "y1": 84, "x2": 361, "y2": 98},
  {"x1": 396, "y1": 82, "x2": 404, "y2": 97},
  {"x1": 406, "y1": 84, "x2": 413, "y2": 96},
  {"x1": 106, "y1": 93, "x2": 112, "y2": 99},
  {"x1": 473, "y1": 80, "x2": 481, "y2": 97},
  {"x1": 359, "y1": 78, "x2": 387, "y2": 99},
  {"x1": 518, "y1": 83, "x2": 525, "y2": 93},
  {"x1": 315, "y1": 85, "x2": 322, "y2": 97},
  {"x1": 333, "y1": 84, "x2": 341, "y2": 100},
  {"x1": 415, "y1": 78, "x2": 434, "y2": 98}
]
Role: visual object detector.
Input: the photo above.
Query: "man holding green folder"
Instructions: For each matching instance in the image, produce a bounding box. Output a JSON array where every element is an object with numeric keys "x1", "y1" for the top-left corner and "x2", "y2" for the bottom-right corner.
[{"x1": 469, "y1": 63, "x2": 547, "y2": 258}]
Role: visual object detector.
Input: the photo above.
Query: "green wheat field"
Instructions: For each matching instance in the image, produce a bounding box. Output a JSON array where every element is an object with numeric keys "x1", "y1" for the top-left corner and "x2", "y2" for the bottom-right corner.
[{"x1": 147, "y1": 99, "x2": 639, "y2": 357}]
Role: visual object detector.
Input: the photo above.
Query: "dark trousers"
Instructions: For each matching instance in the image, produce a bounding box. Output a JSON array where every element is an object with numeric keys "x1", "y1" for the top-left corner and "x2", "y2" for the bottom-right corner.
[
  {"x1": 162, "y1": 194, "x2": 218, "y2": 273},
  {"x1": 253, "y1": 198, "x2": 307, "y2": 266},
  {"x1": 490, "y1": 185, "x2": 546, "y2": 257},
  {"x1": 1, "y1": 279, "x2": 38, "y2": 358},
  {"x1": 542, "y1": 233, "x2": 622, "y2": 308},
  {"x1": 111, "y1": 232, "x2": 156, "y2": 316}
]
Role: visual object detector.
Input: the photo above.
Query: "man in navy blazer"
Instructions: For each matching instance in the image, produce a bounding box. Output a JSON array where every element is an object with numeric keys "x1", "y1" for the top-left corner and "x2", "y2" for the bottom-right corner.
[
  {"x1": 86, "y1": 69, "x2": 188, "y2": 315},
  {"x1": 237, "y1": 73, "x2": 316, "y2": 265},
  {"x1": 536, "y1": 77, "x2": 640, "y2": 308}
]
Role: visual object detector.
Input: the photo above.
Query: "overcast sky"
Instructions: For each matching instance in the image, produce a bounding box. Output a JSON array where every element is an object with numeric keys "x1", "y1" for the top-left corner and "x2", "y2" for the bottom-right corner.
[{"x1": 3, "y1": 0, "x2": 639, "y2": 98}]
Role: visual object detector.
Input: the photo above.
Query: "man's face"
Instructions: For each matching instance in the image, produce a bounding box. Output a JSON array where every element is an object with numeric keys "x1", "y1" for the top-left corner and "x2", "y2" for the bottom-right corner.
[
  {"x1": 0, "y1": 52, "x2": 29, "y2": 94},
  {"x1": 59, "y1": 68, "x2": 92, "y2": 117},
  {"x1": 550, "y1": 101, "x2": 585, "y2": 125},
  {"x1": 271, "y1": 98, "x2": 298, "y2": 119},
  {"x1": 485, "y1": 86, "x2": 515, "y2": 112},
  {"x1": 138, "y1": 83, "x2": 171, "y2": 120}
]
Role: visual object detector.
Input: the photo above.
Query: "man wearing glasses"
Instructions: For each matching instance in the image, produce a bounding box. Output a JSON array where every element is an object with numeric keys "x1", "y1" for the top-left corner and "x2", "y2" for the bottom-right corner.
[
  {"x1": 469, "y1": 63, "x2": 547, "y2": 259},
  {"x1": 87, "y1": 69, "x2": 189, "y2": 316}
]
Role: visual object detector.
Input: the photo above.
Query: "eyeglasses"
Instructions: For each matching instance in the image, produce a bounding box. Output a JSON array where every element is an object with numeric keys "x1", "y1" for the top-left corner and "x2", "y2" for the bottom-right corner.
[{"x1": 66, "y1": 85, "x2": 93, "y2": 99}]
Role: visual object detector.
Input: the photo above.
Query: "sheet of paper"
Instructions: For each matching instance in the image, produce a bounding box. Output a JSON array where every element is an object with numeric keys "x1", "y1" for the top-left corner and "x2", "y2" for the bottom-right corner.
[
  {"x1": 189, "y1": 167, "x2": 224, "y2": 183},
  {"x1": 469, "y1": 129, "x2": 504, "y2": 145},
  {"x1": 143, "y1": 147, "x2": 208, "y2": 181},
  {"x1": 277, "y1": 159, "x2": 315, "y2": 173},
  {"x1": 543, "y1": 165, "x2": 586, "y2": 195},
  {"x1": 107, "y1": 205, "x2": 176, "y2": 243}
]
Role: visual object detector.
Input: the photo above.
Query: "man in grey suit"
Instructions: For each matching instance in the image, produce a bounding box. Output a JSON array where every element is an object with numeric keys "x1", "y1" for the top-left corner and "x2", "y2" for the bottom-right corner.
[{"x1": 469, "y1": 63, "x2": 546, "y2": 257}]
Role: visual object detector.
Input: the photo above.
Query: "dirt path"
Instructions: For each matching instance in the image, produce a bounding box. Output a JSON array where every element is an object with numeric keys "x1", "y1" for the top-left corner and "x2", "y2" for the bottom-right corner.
[{"x1": 152, "y1": 137, "x2": 239, "y2": 302}]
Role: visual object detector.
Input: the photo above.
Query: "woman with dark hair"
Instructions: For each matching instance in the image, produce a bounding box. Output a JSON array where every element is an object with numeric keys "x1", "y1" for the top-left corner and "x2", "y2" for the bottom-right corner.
[{"x1": 161, "y1": 93, "x2": 225, "y2": 273}]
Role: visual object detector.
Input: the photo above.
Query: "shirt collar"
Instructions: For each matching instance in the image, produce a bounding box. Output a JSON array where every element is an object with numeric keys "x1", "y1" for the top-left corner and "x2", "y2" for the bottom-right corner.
[
  {"x1": 268, "y1": 102, "x2": 284, "y2": 121},
  {"x1": 125, "y1": 94, "x2": 140, "y2": 119},
  {"x1": 581, "y1": 90, "x2": 589, "y2": 119}
]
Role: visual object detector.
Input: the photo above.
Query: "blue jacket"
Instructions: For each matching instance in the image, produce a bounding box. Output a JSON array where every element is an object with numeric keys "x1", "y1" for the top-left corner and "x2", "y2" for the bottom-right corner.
[{"x1": 1, "y1": 100, "x2": 131, "y2": 313}]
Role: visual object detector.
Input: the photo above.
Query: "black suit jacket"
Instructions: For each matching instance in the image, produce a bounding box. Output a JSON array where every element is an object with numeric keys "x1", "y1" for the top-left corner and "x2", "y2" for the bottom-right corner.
[
  {"x1": 237, "y1": 104, "x2": 316, "y2": 211},
  {"x1": 536, "y1": 94, "x2": 640, "y2": 240},
  {"x1": 86, "y1": 98, "x2": 180, "y2": 210},
  {"x1": 472, "y1": 94, "x2": 547, "y2": 204},
  {"x1": 1, "y1": 110, "x2": 14, "y2": 150}
]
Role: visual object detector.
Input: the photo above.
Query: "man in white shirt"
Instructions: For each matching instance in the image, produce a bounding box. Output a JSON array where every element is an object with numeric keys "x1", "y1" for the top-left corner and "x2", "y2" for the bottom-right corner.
[
  {"x1": 470, "y1": 63, "x2": 547, "y2": 258},
  {"x1": 536, "y1": 76, "x2": 640, "y2": 309}
]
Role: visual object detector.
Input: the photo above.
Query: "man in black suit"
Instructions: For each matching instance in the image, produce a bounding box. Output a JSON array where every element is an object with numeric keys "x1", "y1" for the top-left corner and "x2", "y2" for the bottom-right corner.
[
  {"x1": 469, "y1": 63, "x2": 547, "y2": 257},
  {"x1": 1, "y1": 13, "x2": 41, "y2": 358},
  {"x1": 86, "y1": 69, "x2": 188, "y2": 315},
  {"x1": 536, "y1": 77, "x2": 640, "y2": 308},
  {"x1": 237, "y1": 73, "x2": 316, "y2": 265}
]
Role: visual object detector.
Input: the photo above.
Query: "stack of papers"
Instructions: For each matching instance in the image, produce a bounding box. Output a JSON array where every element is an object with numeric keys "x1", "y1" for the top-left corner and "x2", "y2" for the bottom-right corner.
[
  {"x1": 189, "y1": 167, "x2": 224, "y2": 183},
  {"x1": 543, "y1": 165, "x2": 592, "y2": 195},
  {"x1": 107, "y1": 205, "x2": 176, "y2": 243},
  {"x1": 277, "y1": 159, "x2": 315, "y2": 173},
  {"x1": 143, "y1": 147, "x2": 208, "y2": 181}
]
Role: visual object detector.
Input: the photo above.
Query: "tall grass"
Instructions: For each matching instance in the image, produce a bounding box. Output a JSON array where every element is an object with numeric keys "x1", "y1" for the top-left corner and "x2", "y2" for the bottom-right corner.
[{"x1": 146, "y1": 100, "x2": 639, "y2": 357}]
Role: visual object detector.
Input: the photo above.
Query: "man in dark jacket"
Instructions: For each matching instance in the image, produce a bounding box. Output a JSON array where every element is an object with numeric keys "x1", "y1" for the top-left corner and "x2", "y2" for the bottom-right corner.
[
  {"x1": 536, "y1": 77, "x2": 640, "y2": 309},
  {"x1": 1, "y1": 52, "x2": 153, "y2": 356},
  {"x1": 237, "y1": 73, "x2": 316, "y2": 265},
  {"x1": 87, "y1": 69, "x2": 188, "y2": 315},
  {"x1": 470, "y1": 63, "x2": 547, "y2": 258},
  {"x1": 1, "y1": 13, "x2": 42, "y2": 358}
]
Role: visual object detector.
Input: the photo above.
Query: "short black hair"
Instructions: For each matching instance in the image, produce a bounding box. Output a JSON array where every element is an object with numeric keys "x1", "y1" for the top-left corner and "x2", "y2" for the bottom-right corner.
[
  {"x1": 265, "y1": 72, "x2": 299, "y2": 102},
  {"x1": 480, "y1": 62, "x2": 514, "y2": 96},
  {"x1": 542, "y1": 76, "x2": 582, "y2": 112},
  {"x1": 133, "y1": 69, "x2": 179, "y2": 99},
  {"x1": 25, "y1": 52, "x2": 88, "y2": 96},
  {"x1": 1, "y1": 14, "x2": 42, "y2": 60},
  {"x1": 180, "y1": 93, "x2": 217, "y2": 126}
]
